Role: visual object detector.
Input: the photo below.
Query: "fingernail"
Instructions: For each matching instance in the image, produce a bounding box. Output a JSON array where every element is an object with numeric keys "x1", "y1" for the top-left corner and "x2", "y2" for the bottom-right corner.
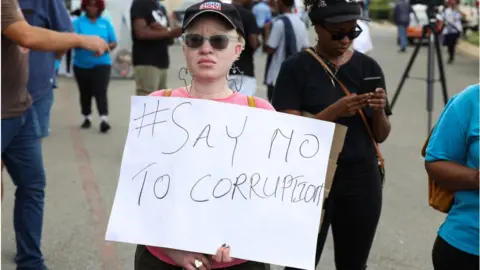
[
  {"x1": 222, "y1": 243, "x2": 227, "y2": 247},
  {"x1": 226, "y1": 245, "x2": 230, "y2": 248}
]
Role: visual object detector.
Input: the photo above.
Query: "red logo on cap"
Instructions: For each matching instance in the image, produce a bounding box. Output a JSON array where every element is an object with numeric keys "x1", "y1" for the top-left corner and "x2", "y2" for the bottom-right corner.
[{"x1": 199, "y1": 2, "x2": 222, "y2": 10}]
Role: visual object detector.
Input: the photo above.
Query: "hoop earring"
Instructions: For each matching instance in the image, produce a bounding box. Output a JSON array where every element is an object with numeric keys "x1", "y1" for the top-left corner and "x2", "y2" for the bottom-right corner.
[
  {"x1": 179, "y1": 66, "x2": 190, "y2": 92},
  {"x1": 226, "y1": 63, "x2": 243, "y2": 92}
]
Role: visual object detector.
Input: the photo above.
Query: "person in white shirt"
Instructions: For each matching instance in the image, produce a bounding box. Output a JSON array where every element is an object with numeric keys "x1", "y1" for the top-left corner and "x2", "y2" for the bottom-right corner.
[
  {"x1": 264, "y1": 0, "x2": 309, "y2": 101},
  {"x1": 442, "y1": 0, "x2": 463, "y2": 64}
]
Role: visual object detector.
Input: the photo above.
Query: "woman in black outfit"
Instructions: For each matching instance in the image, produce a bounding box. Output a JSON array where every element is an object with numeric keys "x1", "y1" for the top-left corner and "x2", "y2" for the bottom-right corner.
[{"x1": 271, "y1": 0, "x2": 392, "y2": 269}]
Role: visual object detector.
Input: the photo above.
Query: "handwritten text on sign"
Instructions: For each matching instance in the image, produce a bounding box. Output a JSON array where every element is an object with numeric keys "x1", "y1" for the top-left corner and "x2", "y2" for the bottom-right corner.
[{"x1": 106, "y1": 96, "x2": 336, "y2": 270}]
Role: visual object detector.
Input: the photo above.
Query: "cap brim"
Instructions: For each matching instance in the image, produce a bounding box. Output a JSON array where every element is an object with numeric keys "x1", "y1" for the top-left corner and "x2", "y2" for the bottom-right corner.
[
  {"x1": 323, "y1": 14, "x2": 370, "y2": 23},
  {"x1": 183, "y1": 10, "x2": 238, "y2": 33}
]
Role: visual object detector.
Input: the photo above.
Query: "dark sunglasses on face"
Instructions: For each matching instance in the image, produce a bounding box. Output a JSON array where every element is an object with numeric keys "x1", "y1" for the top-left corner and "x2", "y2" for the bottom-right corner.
[
  {"x1": 322, "y1": 24, "x2": 363, "y2": 41},
  {"x1": 184, "y1": 34, "x2": 234, "y2": 50}
]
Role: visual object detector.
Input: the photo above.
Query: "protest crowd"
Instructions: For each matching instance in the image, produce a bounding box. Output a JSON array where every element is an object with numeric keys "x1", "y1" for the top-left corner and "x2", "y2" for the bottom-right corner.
[{"x1": 1, "y1": 0, "x2": 478, "y2": 269}]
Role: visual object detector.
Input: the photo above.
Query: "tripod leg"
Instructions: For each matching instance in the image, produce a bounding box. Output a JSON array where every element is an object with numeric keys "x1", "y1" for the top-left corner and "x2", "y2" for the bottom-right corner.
[
  {"x1": 391, "y1": 26, "x2": 428, "y2": 109},
  {"x1": 433, "y1": 31, "x2": 449, "y2": 105},
  {"x1": 427, "y1": 29, "x2": 436, "y2": 132}
]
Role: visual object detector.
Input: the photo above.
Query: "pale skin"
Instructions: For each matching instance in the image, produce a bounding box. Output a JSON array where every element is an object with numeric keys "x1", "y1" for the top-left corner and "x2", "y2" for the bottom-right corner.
[
  {"x1": 280, "y1": 20, "x2": 391, "y2": 143},
  {"x1": 182, "y1": 16, "x2": 244, "y2": 99},
  {"x1": 160, "y1": 15, "x2": 244, "y2": 270}
]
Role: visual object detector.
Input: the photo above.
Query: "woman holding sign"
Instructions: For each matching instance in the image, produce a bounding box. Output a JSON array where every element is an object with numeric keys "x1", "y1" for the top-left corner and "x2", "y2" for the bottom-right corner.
[
  {"x1": 134, "y1": 1, "x2": 273, "y2": 270},
  {"x1": 271, "y1": 0, "x2": 392, "y2": 269}
]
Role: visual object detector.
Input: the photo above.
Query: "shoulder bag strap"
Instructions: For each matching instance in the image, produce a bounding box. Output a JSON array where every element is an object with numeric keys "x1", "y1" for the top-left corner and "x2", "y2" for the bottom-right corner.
[
  {"x1": 162, "y1": 89, "x2": 173, "y2": 97},
  {"x1": 305, "y1": 48, "x2": 384, "y2": 166},
  {"x1": 247, "y1": 96, "x2": 257, "y2": 107}
]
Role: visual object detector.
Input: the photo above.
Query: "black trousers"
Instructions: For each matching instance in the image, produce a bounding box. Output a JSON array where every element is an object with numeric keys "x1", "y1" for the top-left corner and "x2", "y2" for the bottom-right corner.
[
  {"x1": 443, "y1": 32, "x2": 460, "y2": 62},
  {"x1": 134, "y1": 245, "x2": 269, "y2": 270},
  {"x1": 285, "y1": 160, "x2": 382, "y2": 270},
  {"x1": 432, "y1": 235, "x2": 479, "y2": 270},
  {"x1": 66, "y1": 49, "x2": 72, "y2": 73},
  {"x1": 267, "y1": 84, "x2": 274, "y2": 102},
  {"x1": 73, "y1": 65, "x2": 111, "y2": 117}
]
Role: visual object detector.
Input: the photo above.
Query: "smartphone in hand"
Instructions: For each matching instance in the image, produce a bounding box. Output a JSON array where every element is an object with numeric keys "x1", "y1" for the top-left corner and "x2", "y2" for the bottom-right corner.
[{"x1": 361, "y1": 76, "x2": 382, "y2": 94}]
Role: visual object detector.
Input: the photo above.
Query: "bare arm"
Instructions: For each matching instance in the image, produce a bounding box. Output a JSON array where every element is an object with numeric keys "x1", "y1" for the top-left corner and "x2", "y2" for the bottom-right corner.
[
  {"x1": 132, "y1": 18, "x2": 172, "y2": 40},
  {"x1": 3, "y1": 20, "x2": 83, "y2": 51},
  {"x1": 55, "y1": 50, "x2": 67, "y2": 59},
  {"x1": 372, "y1": 110, "x2": 391, "y2": 143},
  {"x1": 425, "y1": 161, "x2": 479, "y2": 190},
  {"x1": 279, "y1": 105, "x2": 339, "y2": 122},
  {"x1": 109, "y1": 42, "x2": 117, "y2": 51},
  {"x1": 247, "y1": 34, "x2": 260, "y2": 50},
  {"x1": 263, "y1": 22, "x2": 271, "y2": 51}
]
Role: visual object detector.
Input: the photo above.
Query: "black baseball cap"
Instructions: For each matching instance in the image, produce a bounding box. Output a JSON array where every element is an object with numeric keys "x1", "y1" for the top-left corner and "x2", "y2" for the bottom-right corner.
[
  {"x1": 309, "y1": 0, "x2": 369, "y2": 24},
  {"x1": 182, "y1": 0, "x2": 245, "y2": 37}
]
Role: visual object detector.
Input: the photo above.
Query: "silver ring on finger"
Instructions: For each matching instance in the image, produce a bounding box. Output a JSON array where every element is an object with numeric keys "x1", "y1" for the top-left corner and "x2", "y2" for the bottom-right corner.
[{"x1": 194, "y1": 259, "x2": 203, "y2": 269}]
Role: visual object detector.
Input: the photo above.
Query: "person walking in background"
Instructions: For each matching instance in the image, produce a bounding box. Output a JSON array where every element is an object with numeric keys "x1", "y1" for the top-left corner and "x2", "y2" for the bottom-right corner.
[
  {"x1": 73, "y1": 0, "x2": 117, "y2": 133},
  {"x1": 229, "y1": 0, "x2": 261, "y2": 95},
  {"x1": 1, "y1": 0, "x2": 109, "y2": 267},
  {"x1": 265, "y1": 0, "x2": 309, "y2": 101},
  {"x1": 252, "y1": 0, "x2": 272, "y2": 44},
  {"x1": 425, "y1": 83, "x2": 479, "y2": 270},
  {"x1": 353, "y1": 1, "x2": 373, "y2": 54},
  {"x1": 362, "y1": 0, "x2": 370, "y2": 17},
  {"x1": 393, "y1": 0, "x2": 414, "y2": 52},
  {"x1": 442, "y1": 0, "x2": 462, "y2": 64},
  {"x1": 130, "y1": 0, "x2": 182, "y2": 96},
  {"x1": 19, "y1": 0, "x2": 73, "y2": 141}
]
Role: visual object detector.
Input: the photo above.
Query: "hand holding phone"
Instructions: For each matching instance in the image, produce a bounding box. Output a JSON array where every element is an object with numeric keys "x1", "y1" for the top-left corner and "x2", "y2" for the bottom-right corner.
[
  {"x1": 361, "y1": 76, "x2": 382, "y2": 94},
  {"x1": 362, "y1": 76, "x2": 387, "y2": 111}
]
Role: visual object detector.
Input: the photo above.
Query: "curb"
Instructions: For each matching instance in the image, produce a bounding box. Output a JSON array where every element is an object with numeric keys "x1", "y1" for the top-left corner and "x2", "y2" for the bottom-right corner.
[
  {"x1": 369, "y1": 20, "x2": 395, "y2": 29},
  {"x1": 457, "y1": 40, "x2": 479, "y2": 59}
]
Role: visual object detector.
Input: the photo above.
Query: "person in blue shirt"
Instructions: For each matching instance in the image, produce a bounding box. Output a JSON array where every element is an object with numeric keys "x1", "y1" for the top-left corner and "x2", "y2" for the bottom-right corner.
[
  {"x1": 73, "y1": 0, "x2": 117, "y2": 133},
  {"x1": 425, "y1": 83, "x2": 479, "y2": 270},
  {"x1": 19, "y1": 0, "x2": 73, "y2": 140},
  {"x1": 252, "y1": 0, "x2": 272, "y2": 42}
]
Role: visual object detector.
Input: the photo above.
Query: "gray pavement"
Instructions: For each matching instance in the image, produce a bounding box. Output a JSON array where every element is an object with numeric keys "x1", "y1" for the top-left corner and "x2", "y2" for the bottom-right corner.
[{"x1": 2, "y1": 23, "x2": 479, "y2": 270}]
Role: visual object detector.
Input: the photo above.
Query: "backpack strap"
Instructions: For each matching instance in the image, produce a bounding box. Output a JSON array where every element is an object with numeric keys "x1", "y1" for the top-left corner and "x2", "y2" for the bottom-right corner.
[
  {"x1": 247, "y1": 96, "x2": 257, "y2": 107},
  {"x1": 422, "y1": 128, "x2": 435, "y2": 157},
  {"x1": 162, "y1": 89, "x2": 173, "y2": 97}
]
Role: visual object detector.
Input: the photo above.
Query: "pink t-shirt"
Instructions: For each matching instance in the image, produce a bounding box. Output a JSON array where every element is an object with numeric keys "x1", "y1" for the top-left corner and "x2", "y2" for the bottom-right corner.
[{"x1": 146, "y1": 87, "x2": 275, "y2": 269}]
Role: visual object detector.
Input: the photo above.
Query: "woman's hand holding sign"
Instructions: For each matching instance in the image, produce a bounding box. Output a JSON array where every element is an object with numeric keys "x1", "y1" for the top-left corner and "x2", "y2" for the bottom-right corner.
[
  {"x1": 163, "y1": 244, "x2": 233, "y2": 270},
  {"x1": 163, "y1": 248, "x2": 211, "y2": 270},
  {"x1": 212, "y1": 244, "x2": 232, "y2": 264}
]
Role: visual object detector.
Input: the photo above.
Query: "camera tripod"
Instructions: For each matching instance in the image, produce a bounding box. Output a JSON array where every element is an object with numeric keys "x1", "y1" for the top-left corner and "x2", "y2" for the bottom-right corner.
[{"x1": 390, "y1": 9, "x2": 449, "y2": 134}]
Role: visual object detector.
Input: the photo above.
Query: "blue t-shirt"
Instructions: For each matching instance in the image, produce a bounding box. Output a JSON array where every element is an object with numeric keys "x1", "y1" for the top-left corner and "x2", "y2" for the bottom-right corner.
[
  {"x1": 252, "y1": 1, "x2": 272, "y2": 28},
  {"x1": 73, "y1": 15, "x2": 117, "y2": 68},
  {"x1": 19, "y1": 0, "x2": 73, "y2": 102},
  {"x1": 425, "y1": 83, "x2": 479, "y2": 256}
]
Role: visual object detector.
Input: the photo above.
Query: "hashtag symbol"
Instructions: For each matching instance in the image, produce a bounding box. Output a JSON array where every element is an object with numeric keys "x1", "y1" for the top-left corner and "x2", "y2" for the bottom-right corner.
[{"x1": 133, "y1": 100, "x2": 169, "y2": 137}]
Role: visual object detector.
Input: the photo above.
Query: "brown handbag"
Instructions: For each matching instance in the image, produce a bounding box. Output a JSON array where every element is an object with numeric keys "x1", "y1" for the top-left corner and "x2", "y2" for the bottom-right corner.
[
  {"x1": 421, "y1": 128, "x2": 454, "y2": 213},
  {"x1": 305, "y1": 48, "x2": 386, "y2": 186}
]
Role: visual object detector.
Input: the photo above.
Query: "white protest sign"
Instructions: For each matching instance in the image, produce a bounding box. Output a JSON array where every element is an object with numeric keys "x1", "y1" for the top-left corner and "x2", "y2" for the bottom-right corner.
[{"x1": 106, "y1": 96, "x2": 338, "y2": 270}]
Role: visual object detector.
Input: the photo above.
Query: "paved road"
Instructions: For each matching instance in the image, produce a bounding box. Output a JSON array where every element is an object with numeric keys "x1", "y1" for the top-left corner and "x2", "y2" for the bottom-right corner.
[{"x1": 2, "y1": 24, "x2": 478, "y2": 270}]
